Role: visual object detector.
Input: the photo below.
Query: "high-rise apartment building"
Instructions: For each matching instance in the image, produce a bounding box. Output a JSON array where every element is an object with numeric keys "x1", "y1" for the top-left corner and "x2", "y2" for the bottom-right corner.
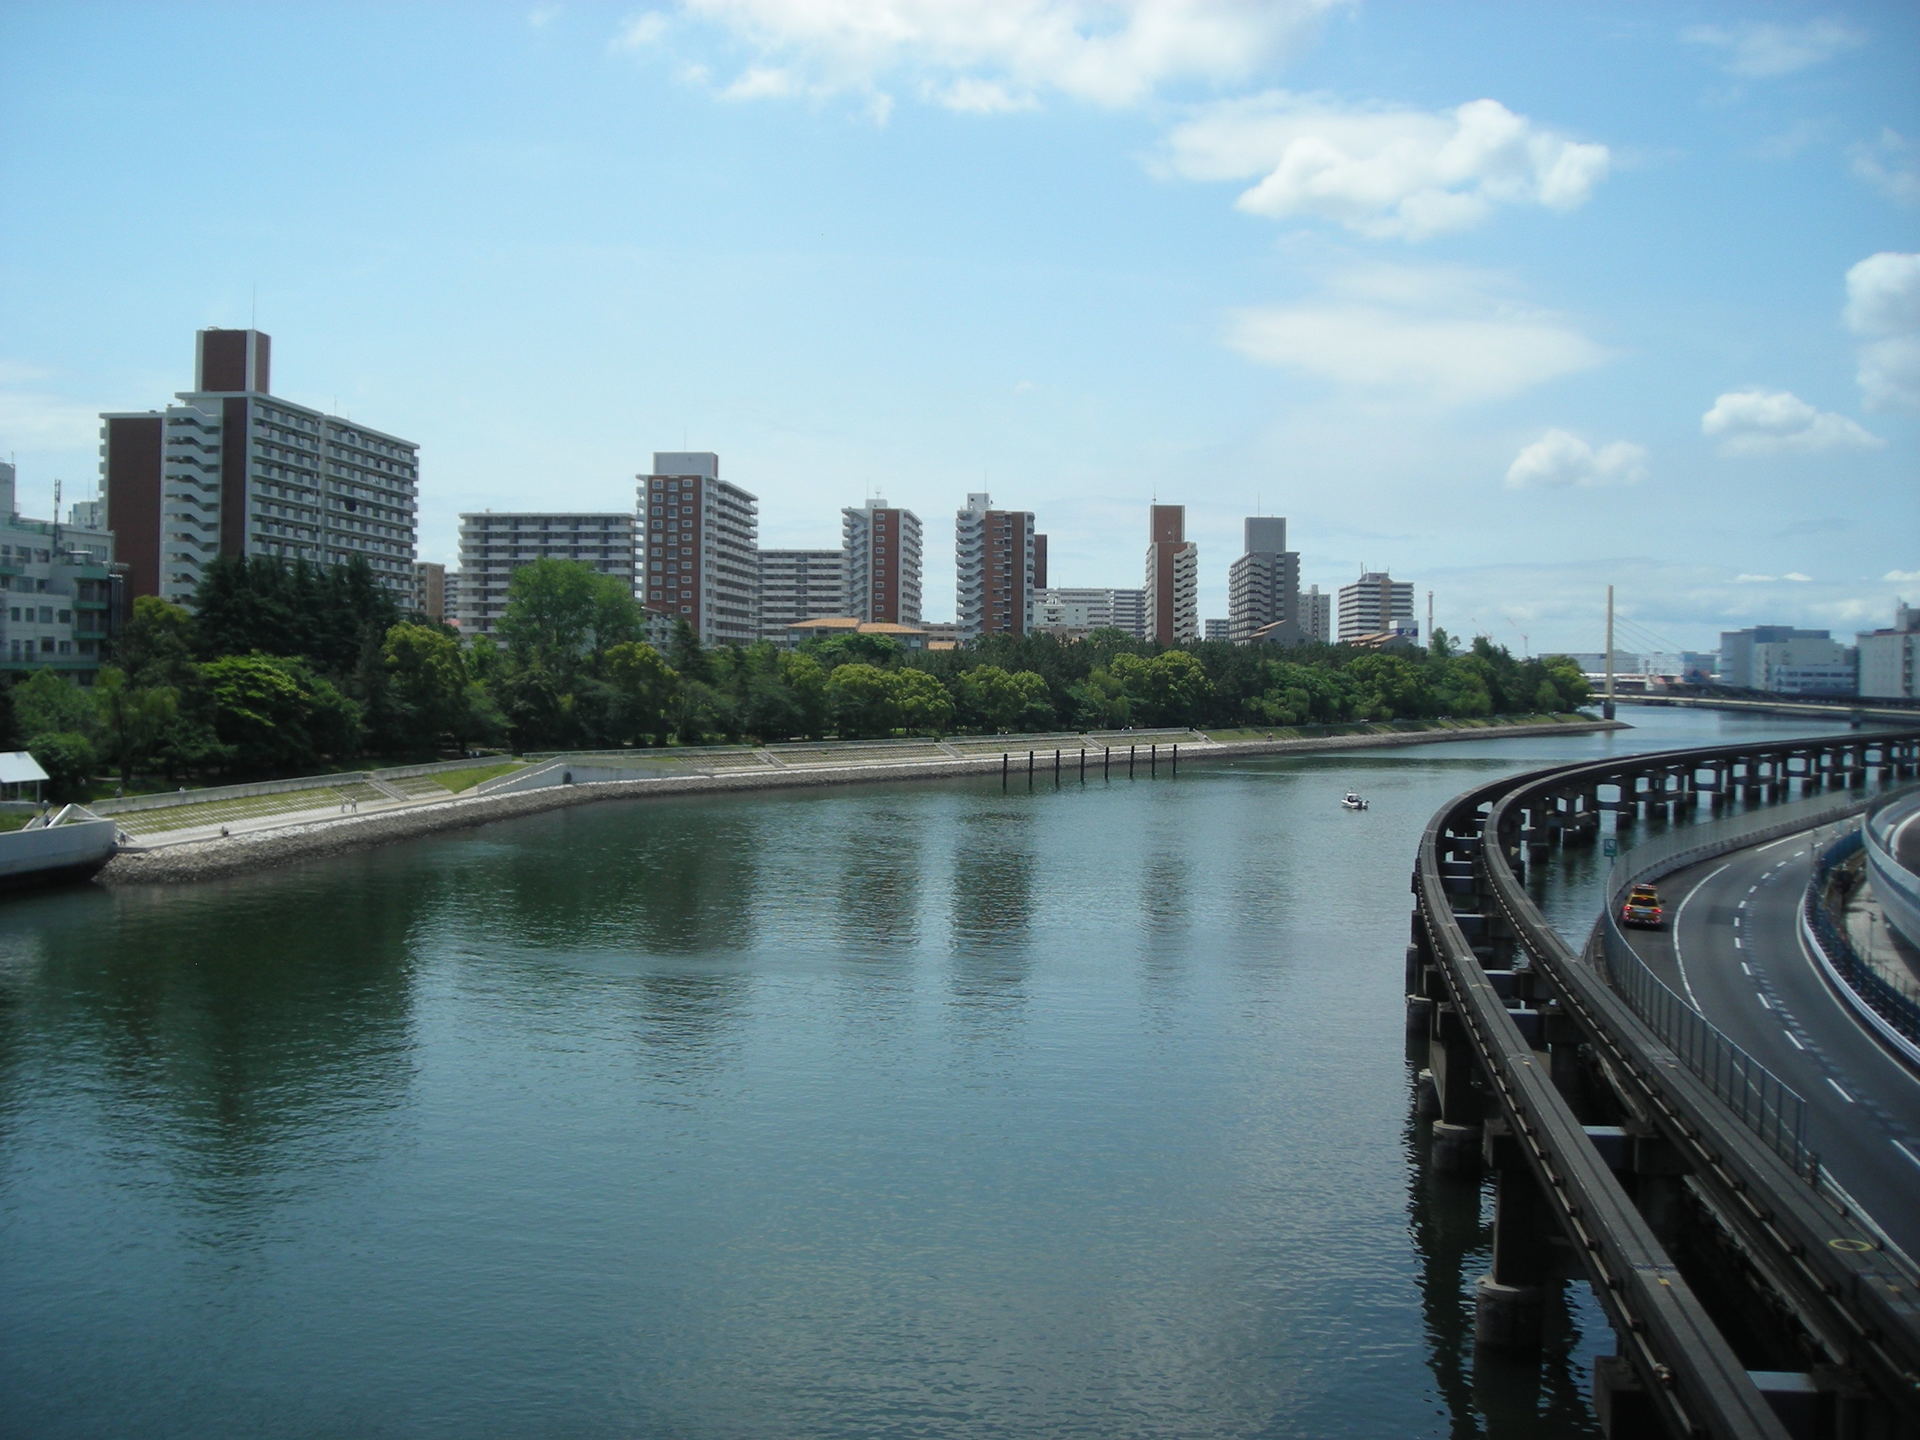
[
  {"x1": 1144, "y1": 503, "x2": 1198, "y2": 646},
  {"x1": 842, "y1": 499, "x2": 923, "y2": 625},
  {"x1": 1338, "y1": 571, "x2": 1416, "y2": 644},
  {"x1": 955, "y1": 492, "x2": 1043, "y2": 640},
  {"x1": 0, "y1": 462, "x2": 121, "y2": 678},
  {"x1": 413, "y1": 561, "x2": 448, "y2": 624},
  {"x1": 759, "y1": 549, "x2": 846, "y2": 637},
  {"x1": 456, "y1": 512, "x2": 635, "y2": 641},
  {"x1": 638, "y1": 452, "x2": 759, "y2": 645},
  {"x1": 1227, "y1": 516, "x2": 1301, "y2": 643},
  {"x1": 1300, "y1": 584, "x2": 1332, "y2": 643},
  {"x1": 100, "y1": 328, "x2": 418, "y2": 604}
]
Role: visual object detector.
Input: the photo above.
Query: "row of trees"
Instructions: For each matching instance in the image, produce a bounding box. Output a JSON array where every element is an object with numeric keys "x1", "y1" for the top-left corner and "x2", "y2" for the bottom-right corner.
[{"x1": 3, "y1": 555, "x2": 1590, "y2": 792}]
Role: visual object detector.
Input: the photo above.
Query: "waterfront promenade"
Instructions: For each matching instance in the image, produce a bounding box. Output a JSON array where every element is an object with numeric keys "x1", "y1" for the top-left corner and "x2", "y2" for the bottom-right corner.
[{"x1": 98, "y1": 716, "x2": 1615, "y2": 884}]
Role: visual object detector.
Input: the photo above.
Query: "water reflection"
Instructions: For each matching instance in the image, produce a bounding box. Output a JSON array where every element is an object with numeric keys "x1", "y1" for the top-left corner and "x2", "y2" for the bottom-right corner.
[
  {"x1": 0, "y1": 873, "x2": 417, "y2": 1252},
  {"x1": 0, "y1": 708, "x2": 1871, "y2": 1439}
]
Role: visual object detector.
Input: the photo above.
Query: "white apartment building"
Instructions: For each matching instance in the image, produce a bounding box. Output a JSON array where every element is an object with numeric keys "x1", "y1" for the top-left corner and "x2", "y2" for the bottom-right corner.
[
  {"x1": 1338, "y1": 571, "x2": 1416, "y2": 644},
  {"x1": 1300, "y1": 584, "x2": 1332, "y2": 643},
  {"x1": 1145, "y1": 504, "x2": 1198, "y2": 645},
  {"x1": 1858, "y1": 603, "x2": 1920, "y2": 700},
  {"x1": 456, "y1": 512, "x2": 636, "y2": 641},
  {"x1": 843, "y1": 499, "x2": 923, "y2": 625},
  {"x1": 639, "y1": 452, "x2": 759, "y2": 645},
  {"x1": 0, "y1": 463, "x2": 119, "y2": 678},
  {"x1": 1032, "y1": 586, "x2": 1141, "y2": 637},
  {"x1": 760, "y1": 549, "x2": 846, "y2": 638},
  {"x1": 1227, "y1": 516, "x2": 1301, "y2": 643},
  {"x1": 101, "y1": 328, "x2": 418, "y2": 604},
  {"x1": 955, "y1": 492, "x2": 1044, "y2": 640}
]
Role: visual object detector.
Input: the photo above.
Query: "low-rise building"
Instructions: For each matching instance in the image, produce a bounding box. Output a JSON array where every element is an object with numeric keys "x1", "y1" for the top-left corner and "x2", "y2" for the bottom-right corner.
[
  {"x1": 0, "y1": 463, "x2": 121, "y2": 679},
  {"x1": 1719, "y1": 625, "x2": 1855, "y2": 695},
  {"x1": 783, "y1": 616, "x2": 931, "y2": 651},
  {"x1": 1856, "y1": 603, "x2": 1919, "y2": 699}
]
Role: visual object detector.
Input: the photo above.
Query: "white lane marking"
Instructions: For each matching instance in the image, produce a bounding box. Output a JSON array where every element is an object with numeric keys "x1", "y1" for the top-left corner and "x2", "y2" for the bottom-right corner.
[
  {"x1": 1827, "y1": 1079, "x2": 1856, "y2": 1104},
  {"x1": 1747, "y1": 884, "x2": 1760, "y2": 897},
  {"x1": 1734, "y1": 936, "x2": 1743, "y2": 950},
  {"x1": 1758, "y1": 993, "x2": 1774, "y2": 1010},
  {"x1": 1669, "y1": 862, "x2": 1731, "y2": 1012},
  {"x1": 1786, "y1": 1032, "x2": 1807, "y2": 1051},
  {"x1": 1895, "y1": 1139, "x2": 1920, "y2": 1171},
  {"x1": 1733, "y1": 914, "x2": 1742, "y2": 926},
  {"x1": 1740, "y1": 962, "x2": 1752, "y2": 975}
]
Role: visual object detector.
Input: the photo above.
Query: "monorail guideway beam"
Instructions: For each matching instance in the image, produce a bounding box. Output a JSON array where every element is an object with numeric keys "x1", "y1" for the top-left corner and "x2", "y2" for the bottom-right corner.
[{"x1": 1409, "y1": 730, "x2": 1920, "y2": 1440}]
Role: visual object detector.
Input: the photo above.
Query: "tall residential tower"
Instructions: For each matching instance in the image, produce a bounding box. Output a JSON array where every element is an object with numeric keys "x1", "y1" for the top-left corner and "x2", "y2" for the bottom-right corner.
[
  {"x1": 955, "y1": 492, "x2": 1044, "y2": 640},
  {"x1": 638, "y1": 452, "x2": 759, "y2": 645},
  {"x1": 1144, "y1": 503, "x2": 1197, "y2": 645},
  {"x1": 843, "y1": 499, "x2": 923, "y2": 625},
  {"x1": 1227, "y1": 516, "x2": 1301, "y2": 643},
  {"x1": 100, "y1": 328, "x2": 418, "y2": 603}
]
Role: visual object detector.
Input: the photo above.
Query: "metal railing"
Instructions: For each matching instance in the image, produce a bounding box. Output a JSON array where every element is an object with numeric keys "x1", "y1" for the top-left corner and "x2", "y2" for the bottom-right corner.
[
  {"x1": 1806, "y1": 829, "x2": 1920, "y2": 1050},
  {"x1": 1592, "y1": 920, "x2": 1813, "y2": 1176}
]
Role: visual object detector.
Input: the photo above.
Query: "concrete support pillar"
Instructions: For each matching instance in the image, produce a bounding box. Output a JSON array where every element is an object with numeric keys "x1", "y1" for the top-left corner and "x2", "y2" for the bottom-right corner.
[
  {"x1": 1430, "y1": 1120, "x2": 1481, "y2": 1175},
  {"x1": 1594, "y1": 1355, "x2": 1660, "y2": 1437},
  {"x1": 1475, "y1": 1127, "x2": 1552, "y2": 1351}
]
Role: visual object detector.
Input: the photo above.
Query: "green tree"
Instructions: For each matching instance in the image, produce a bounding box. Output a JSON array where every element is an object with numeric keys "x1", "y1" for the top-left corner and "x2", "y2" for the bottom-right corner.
[
  {"x1": 496, "y1": 558, "x2": 639, "y2": 679},
  {"x1": 13, "y1": 668, "x2": 98, "y2": 742},
  {"x1": 779, "y1": 652, "x2": 830, "y2": 738},
  {"x1": 889, "y1": 668, "x2": 954, "y2": 735},
  {"x1": 28, "y1": 732, "x2": 97, "y2": 799},
  {"x1": 826, "y1": 663, "x2": 897, "y2": 738},
  {"x1": 202, "y1": 654, "x2": 363, "y2": 772},
  {"x1": 93, "y1": 666, "x2": 179, "y2": 785},
  {"x1": 604, "y1": 641, "x2": 679, "y2": 744},
  {"x1": 383, "y1": 623, "x2": 471, "y2": 751},
  {"x1": 1346, "y1": 652, "x2": 1429, "y2": 720},
  {"x1": 112, "y1": 595, "x2": 199, "y2": 689}
]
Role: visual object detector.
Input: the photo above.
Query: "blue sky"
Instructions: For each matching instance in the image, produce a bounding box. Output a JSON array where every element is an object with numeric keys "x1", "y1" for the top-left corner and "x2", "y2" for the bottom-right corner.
[{"x1": 2, "y1": 1, "x2": 1914, "y2": 656}]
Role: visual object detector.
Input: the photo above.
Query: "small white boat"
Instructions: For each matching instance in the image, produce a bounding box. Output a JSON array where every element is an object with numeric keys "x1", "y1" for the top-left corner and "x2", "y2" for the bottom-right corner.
[{"x1": 1341, "y1": 791, "x2": 1368, "y2": 811}]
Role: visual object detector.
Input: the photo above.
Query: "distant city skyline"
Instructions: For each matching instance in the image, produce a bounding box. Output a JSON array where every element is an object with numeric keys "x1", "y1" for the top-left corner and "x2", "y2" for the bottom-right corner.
[{"x1": 1, "y1": 2, "x2": 1914, "y2": 654}]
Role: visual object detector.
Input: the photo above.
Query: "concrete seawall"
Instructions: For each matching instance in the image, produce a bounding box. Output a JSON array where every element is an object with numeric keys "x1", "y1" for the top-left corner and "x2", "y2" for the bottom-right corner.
[{"x1": 99, "y1": 719, "x2": 1623, "y2": 886}]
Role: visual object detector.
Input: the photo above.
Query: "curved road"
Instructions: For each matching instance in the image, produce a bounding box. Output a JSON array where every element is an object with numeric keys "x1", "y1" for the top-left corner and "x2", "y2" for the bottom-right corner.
[{"x1": 1627, "y1": 825, "x2": 1920, "y2": 1260}]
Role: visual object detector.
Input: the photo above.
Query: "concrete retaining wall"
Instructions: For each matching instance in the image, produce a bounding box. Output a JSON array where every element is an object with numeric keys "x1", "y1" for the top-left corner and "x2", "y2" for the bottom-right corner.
[{"x1": 98, "y1": 718, "x2": 1622, "y2": 886}]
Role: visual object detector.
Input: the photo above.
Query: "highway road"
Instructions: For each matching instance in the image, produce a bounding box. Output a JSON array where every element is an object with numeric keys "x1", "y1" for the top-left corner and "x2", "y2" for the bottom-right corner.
[{"x1": 1627, "y1": 825, "x2": 1920, "y2": 1260}]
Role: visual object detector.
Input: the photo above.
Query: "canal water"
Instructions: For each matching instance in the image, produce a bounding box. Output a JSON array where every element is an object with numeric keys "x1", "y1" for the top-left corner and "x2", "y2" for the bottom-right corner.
[{"x1": 0, "y1": 709, "x2": 1871, "y2": 1438}]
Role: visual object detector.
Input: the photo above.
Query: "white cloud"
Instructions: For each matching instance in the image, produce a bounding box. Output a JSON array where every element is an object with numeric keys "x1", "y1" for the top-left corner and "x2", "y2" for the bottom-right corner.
[
  {"x1": 1157, "y1": 92, "x2": 1609, "y2": 240},
  {"x1": 611, "y1": 11, "x2": 670, "y2": 51},
  {"x1": 1700, "y1": 388, "x2": 1883, "y2": 455},
  {"x1": 1885, "y1": 569, "x2": 1920, "y2": 583},
  {"x1": 1681, "y1": 18, "x2": 1864, "y2": 78},
  {"x1": 1851, "y1": 128, "x2": 1920, "y2": 205},
  {"x1": 1225, "y1": 264, "x2": 1609, "y2": 408},
  {"x1": 1504, "y1": 429, "x2": 1647, "y2": 489},
  {"x1": 667, "y1": 0, "x2": 1346, "y2": 114},
  {"x1": 1733, "y1": 571, "x2": 1813, "y2": 584},
  {"x1": 1844, "y1": 251, "x2": 1920, "y2": 411},
  {"x1": 528, "y1": 5, "x2": 563, "y2": 30},
  {"x1": 925, "y1": 76, "x2": 1037, "y2": 114}
]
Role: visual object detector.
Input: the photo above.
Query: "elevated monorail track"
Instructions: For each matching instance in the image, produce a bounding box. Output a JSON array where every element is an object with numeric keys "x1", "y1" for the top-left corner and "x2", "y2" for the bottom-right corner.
[{"x1": 1409, "y1": 729, "x2": 1920, "y2": 1438}]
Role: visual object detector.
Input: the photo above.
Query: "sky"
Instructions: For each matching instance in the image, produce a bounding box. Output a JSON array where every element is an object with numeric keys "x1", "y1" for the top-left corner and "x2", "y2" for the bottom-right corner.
[{"x1": 1, "y1": 0, "x2": 1915, "y2": 657}]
